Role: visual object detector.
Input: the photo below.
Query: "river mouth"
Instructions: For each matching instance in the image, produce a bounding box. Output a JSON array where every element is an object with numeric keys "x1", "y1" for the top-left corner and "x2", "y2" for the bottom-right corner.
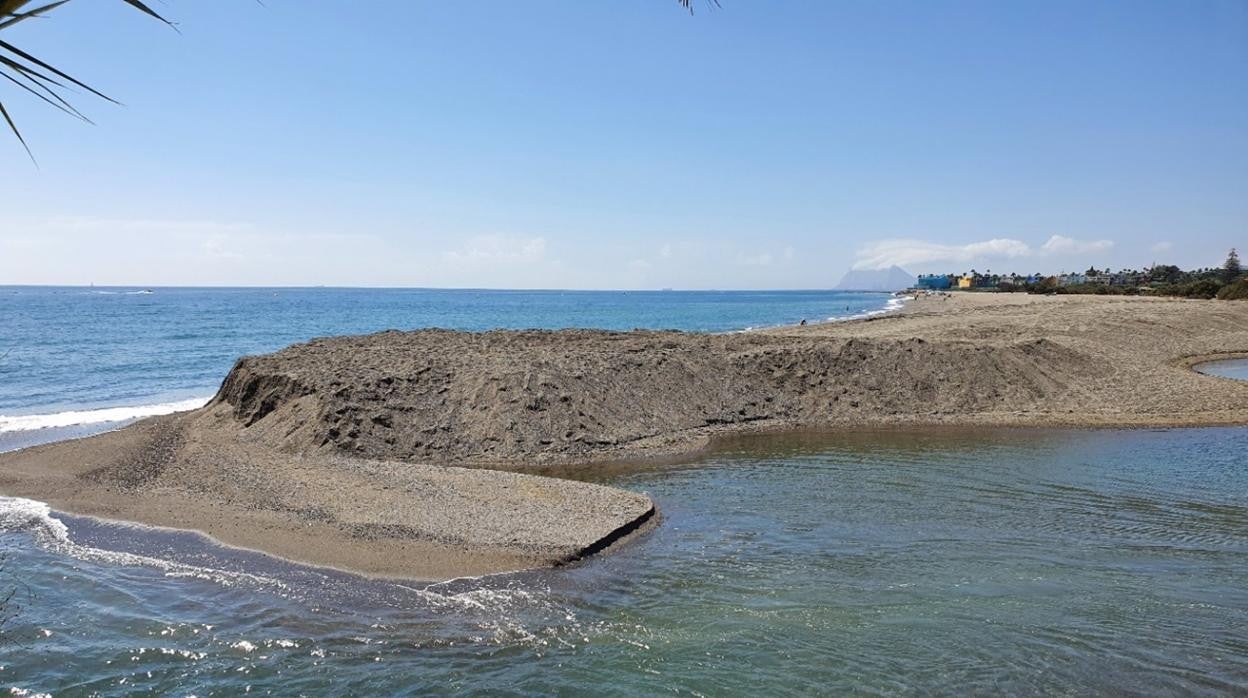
[
  {"x1": 1194, "y1": 357, "x2": 1248, "y2": 381},
  {"x1": 3, "y1": 425, "x2": 1246, "y2": 694}
]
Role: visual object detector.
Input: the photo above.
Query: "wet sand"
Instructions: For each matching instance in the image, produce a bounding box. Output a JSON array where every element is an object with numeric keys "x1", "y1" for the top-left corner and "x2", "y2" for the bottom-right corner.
[
  {"x1": 1, "y1": 292, "x2": 1245, "y2": 579},
  {"x1": 0, "y1": 419, "x2": 656, "y2": 580}
]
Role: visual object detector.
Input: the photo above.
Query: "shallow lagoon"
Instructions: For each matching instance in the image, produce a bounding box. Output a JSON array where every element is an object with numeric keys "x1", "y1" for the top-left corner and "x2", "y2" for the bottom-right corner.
[
  {"x1": 3, "y1": 426, "x2": 1245, "y2": 695},
  {"x1": 1196, "y1": 358, "x2": 1248, "y2": 382}
]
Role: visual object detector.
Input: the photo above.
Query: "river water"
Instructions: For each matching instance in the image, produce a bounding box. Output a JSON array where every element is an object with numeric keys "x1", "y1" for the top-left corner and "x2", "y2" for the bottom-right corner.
[{"x1": 0, "y1": 288, "x2": 1245, "y2": 695}]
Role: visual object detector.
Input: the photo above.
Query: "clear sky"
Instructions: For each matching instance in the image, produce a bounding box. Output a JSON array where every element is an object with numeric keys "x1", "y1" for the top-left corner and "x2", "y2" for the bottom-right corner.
[{"x1": 1, "y1": 0, "x2": 1245, "y2": 288}]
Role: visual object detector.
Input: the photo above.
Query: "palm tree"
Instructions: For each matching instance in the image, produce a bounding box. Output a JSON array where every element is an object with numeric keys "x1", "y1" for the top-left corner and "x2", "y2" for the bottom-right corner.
[{"x1": 3, "y1": 0, "x2": 713, "y2": 158}]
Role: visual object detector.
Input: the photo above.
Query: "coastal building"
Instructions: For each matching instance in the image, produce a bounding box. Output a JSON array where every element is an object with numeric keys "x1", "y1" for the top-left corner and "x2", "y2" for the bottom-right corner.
[
  {"x1": 958, "y1": 275, "x2": 974, "y2": 289},
  {"x1": 916, "y1": 274, "x2": 951, "y2": 290},
  {"x1": 1003, "y1": 273, "x2": 1041, "y2": 287}
]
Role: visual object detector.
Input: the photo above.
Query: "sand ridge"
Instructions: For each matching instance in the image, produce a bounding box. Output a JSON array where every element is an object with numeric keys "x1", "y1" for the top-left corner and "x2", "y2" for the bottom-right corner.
[
  {"x1": 213, "y1": 293, "x2": 1248, "y2": 468},
  {"x1": 1, "y1": 293, "x2": 1245, "y2": 579}
]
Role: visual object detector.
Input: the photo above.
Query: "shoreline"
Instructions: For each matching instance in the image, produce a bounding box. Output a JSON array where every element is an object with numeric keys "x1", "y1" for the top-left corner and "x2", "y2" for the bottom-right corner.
[
  {"x1": 0, "y1": 419, "x2": 658, "y2": 580},
  {"x1": 2, "y1": 292, "x2": 1246, "y2": 580},
  {"x1": 733, "y1": 292, "x2": 909, "y2": 333},
  {"x1": 2, "y1": 492, "x2": 661, "y2": 585}
]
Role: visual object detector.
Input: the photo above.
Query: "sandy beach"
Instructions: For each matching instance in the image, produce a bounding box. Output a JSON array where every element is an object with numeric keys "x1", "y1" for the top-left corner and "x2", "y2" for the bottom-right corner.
[{"x1": 1, "y1": 292, "x2": 1245, "y2": 580}]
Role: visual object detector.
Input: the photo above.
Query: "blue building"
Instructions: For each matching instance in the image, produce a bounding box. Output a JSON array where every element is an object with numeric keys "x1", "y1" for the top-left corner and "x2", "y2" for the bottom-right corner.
[{"x1": 916, "y1": 274, "x2": 951, "y2": 290}]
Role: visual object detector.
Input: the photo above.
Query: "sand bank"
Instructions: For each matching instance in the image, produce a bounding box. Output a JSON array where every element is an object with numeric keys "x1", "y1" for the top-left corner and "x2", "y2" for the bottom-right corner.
[{"x1": 1, "y1": 293, "x2": 1245, "y2": 579}]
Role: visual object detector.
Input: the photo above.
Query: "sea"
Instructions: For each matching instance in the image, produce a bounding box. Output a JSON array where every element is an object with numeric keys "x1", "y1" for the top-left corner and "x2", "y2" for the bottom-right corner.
[{"x1": 1, "y1": 286, "x2": 1246, "y2": 696}]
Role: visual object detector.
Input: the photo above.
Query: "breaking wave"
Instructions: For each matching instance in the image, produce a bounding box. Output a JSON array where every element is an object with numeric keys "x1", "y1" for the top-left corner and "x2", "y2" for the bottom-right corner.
[
  {"x1": 0, "y1": 496, "x2": 287, "y2": 591},
  {"x1": 0, "y1": 397, "x2": 211, "y2": 433}
]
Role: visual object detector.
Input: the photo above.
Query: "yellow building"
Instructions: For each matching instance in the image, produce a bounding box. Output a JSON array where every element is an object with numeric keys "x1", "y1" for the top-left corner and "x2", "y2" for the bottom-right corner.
[{"x1": 958, "y1": 276, "x2": 974, "y2": 289}]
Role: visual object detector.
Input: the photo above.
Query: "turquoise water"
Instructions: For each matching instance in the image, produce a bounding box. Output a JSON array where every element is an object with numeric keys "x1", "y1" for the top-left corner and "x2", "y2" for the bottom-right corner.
[
  {"x1": 2, "y1": 427, "x2": 1245, "y2": 695},
  {"x1": 1, "y1": 288, "x2": 1246, "y2": 694}
]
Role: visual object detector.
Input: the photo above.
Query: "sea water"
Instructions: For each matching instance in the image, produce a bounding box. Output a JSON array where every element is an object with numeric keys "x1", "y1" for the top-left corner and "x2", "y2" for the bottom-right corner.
[
  {"x1": 1, "y1": 287, "x2": 1245, "y2": 695},
  {"x1": 0, "y1": 286, "x2": 896, "y2": 423}
]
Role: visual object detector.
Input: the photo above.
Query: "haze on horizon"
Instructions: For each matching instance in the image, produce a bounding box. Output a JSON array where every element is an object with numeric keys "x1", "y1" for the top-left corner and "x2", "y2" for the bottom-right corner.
[{"x1": 1, "y1": 0, "x2": 1244, "y2": 289}]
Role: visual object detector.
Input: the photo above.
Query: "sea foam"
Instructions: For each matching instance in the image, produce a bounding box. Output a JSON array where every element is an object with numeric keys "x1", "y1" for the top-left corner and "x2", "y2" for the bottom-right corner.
[
  {"x1": 0, "y1": 496, "x2": 286, "y2": 590},
  {"x1": 823, "y1": 294, "x2": 912, "y2": 323},
  {"x1": 0, "y1": 397, "x2": 211, "y2": 433},
  {"x1": 0, "y1": 496, "x2": 554, "y2": 628}
]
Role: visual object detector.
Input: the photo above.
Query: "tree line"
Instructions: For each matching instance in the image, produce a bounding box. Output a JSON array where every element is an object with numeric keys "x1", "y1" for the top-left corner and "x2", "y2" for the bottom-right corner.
[{"x1": 934, "y1": 248, "x2": 1246, "y2": 300}]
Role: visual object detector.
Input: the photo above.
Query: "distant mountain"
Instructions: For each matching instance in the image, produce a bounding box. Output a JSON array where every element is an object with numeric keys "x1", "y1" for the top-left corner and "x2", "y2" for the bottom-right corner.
[{"x1": 835, "y1": 265, "x2": 916, "y2": 292}]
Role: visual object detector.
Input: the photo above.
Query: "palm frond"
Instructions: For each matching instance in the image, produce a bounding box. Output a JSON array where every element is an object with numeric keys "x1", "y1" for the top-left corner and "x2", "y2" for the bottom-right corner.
[
  {"x1": 118, "y1": 0, "x2": 173, "y2": 26},
  {"x1": 677, "y1": 0, "x2": 721, "y2": 14},
  {"x1": 0, "y1": 1, "x2": 71, "y2": 31},
  {"x1": 0, "y1": 98, "x2": 31, "y2": 162},
  {"x1": 0, "y1": 0, "x2": 171, "y2": 161},
  {"x1": 0, "y1": 2, "x2": 36, "y2": 16}
]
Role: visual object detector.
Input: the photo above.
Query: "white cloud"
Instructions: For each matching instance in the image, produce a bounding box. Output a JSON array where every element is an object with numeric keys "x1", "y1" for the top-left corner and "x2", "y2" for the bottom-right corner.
[
  {"x1": 1040, "y1": 234, "x2": 1114, "y2": 255},
  {"x1": 737, "y1": 251, "x2": 774, "y2": 266},
  {"x1": 852, "y1": 238, "x2": 1031, "y2": 270},
  {"x1": 28, "y1": 215, "x2": 258, "y2": 239},
  {"x1": 443, "y1": 235, "x2": 548, "y2": 265},
  {"x1": 853, "y1": 235, "x2": 1115, "y2": 271},
  {"x1": 0, "y1": 215, "x2": 393, "y2": 286}
]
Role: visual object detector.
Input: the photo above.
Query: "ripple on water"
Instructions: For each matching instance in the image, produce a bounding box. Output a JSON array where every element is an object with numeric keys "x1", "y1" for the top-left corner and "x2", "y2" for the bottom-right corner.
[{"x1": 2, "y1": 427, "x2": 1248, "y2": 694}]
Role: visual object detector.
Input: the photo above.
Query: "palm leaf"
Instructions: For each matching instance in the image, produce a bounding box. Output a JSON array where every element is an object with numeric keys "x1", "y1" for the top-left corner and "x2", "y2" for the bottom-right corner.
[
  {"x1": 0, "y1": 1, "x2": 35, "y2": 16},
  {"x1": 118, "y1": 0, "x2": 172, "y2": 27},
  {"x1": 677, "y1": 0, "x2": 721, "y2": 13},
  {"x1": 0, "y1": 98, "x2": 32, "y2": 162},
  {"x1": 0, "y1": 0, "x2": 174, "y2": 159},
  {"x1": 0, "y1": 64, "x2": 92, "y2": 122},
  {"x1": 0, "y1": 0, "x2": 71, "y2": 30},
  {"x1": 0, "y1": 39, "x2": 118, "y2": 102}
]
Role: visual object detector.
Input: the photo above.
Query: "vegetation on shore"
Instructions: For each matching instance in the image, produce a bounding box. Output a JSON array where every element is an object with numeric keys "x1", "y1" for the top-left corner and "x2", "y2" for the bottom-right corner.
[
  {"x1": 923, "y1": 248, "x2": 1246, "y2": 300},
  {"x1": 1048, "y1": 251, "x2": 1243, "y2": 299},
  {"x1": 1217, "y1": 278, "x2": 1248, "y2": 301}
]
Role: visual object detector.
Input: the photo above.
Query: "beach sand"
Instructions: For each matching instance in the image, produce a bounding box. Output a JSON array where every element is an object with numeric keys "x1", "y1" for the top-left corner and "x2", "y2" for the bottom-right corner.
[
  {"x1": 1, "y1": 292, "x2": 1245, "y2": 579},
  {"x1": 779, "y1": 291, "x2": 1248, "y2": 429}
]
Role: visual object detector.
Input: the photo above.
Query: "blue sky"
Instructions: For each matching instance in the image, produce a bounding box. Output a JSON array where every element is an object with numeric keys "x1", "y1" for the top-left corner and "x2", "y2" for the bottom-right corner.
[{"x1": 1, "y1": 0, "x2": 1245, "y2": 288}]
